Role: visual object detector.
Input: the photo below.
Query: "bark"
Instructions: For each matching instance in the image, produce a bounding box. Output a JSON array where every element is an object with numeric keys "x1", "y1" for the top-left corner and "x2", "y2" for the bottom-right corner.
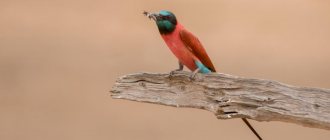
[{"x1": 110, "y1": 71, "x2": 330, "y2": 130}]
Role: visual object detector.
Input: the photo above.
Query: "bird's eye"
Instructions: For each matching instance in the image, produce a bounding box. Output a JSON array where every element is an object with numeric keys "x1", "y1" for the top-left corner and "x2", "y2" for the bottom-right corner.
[{"x1": 162, "y1": 16, "x2": 169, "y2": 20}]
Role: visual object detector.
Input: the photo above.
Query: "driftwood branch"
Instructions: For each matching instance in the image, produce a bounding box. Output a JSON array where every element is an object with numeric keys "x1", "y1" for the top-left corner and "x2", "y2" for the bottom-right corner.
[{"x1": 110, "y1": 71, "x2": 330, "y2": 130}]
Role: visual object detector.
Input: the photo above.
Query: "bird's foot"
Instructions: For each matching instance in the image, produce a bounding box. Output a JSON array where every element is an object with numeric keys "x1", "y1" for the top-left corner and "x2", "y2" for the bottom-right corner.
[
  {"x1": 189, "y1": 68, "x2": 201, "y2": 81},
  {"x1": 189, "y1": 72, "x2": 197, "y2": 81},
  {"x1": 169, "y1": 69, "x2": 183, "y2": 76},
  {"x1": 169, "y1": 62, "x2": 184, "y2": 78}
]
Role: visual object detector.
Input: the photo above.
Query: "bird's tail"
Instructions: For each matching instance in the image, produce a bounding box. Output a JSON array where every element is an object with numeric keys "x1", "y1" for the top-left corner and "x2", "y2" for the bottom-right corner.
[
  {"x1": 211, "y1": 69, "x2": 262, "y2": 139},
  {"x1": 241, "y1": 118, "x2": 263, "y2": 140}
]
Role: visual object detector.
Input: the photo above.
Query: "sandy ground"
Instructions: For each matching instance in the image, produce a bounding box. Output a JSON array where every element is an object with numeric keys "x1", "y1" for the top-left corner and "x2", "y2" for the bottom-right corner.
[{"x1": 1, "y1": 0, "x2": 330, "y2": 140}]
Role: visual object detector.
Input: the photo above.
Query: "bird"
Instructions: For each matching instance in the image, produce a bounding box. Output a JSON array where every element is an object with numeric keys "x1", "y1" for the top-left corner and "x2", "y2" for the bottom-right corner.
[{"x1": 144, "y1": 10, "x2": 263, "y2": 140}]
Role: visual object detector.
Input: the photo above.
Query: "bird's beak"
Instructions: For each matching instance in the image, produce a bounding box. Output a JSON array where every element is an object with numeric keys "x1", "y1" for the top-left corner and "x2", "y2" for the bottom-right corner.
[{"x1": 143, "y1": 11, "x2": 159, "y2": 21}]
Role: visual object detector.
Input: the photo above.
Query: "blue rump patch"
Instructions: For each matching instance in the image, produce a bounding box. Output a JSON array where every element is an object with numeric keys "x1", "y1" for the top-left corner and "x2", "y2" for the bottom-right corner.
[{"x1": 194, "y1": 61, "x2": 211, "y2": 74}]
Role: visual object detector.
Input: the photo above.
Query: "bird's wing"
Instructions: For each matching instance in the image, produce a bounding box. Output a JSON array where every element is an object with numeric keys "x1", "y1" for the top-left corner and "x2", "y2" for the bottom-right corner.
[{"x1": 179, "y1": 29, "x2": 216, "y2": 72}]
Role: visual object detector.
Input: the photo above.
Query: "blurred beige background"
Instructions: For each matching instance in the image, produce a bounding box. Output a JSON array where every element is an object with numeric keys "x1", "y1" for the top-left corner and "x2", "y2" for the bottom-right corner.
[{"x1": 1, "y1": 0, "x2": 330, "y2": 140}]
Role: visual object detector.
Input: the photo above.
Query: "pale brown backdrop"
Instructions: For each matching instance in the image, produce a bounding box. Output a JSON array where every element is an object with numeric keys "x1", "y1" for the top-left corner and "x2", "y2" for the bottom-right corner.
[{"x1": 1, "y1": 0, "x2": 330, "y2": 140}]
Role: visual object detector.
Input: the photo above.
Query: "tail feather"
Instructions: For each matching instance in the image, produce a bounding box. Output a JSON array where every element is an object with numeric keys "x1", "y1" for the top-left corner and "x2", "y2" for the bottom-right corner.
[{"x1": 241, "y1": 118, "x2": 263, "y2": 140}]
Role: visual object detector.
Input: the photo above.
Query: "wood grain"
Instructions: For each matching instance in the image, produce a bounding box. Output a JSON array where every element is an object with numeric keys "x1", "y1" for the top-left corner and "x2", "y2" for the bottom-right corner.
[{"x1": 111, "y1": 71, "x2": 330, "y2": 130}]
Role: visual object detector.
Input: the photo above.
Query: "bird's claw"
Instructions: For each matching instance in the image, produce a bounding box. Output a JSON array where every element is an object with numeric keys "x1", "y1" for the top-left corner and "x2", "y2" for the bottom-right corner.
[
  {"x1": 189, "y1": 68, "x2": 200, "y2": 81},
  {"x1": 169, "y1": 69, "x2": 182, "y2": 77},
  {"x1": 189, "y1": 73, "x2": 197, "y2": 81}
]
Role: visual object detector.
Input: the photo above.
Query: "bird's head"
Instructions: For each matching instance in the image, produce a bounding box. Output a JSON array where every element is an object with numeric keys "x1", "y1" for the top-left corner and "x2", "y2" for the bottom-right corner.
[{"x1": 144, "y1": 10, "x2": 177, "y2": 34}]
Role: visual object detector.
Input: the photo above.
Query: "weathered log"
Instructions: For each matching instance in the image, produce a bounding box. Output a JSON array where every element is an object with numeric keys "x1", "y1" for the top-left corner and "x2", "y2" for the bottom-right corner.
[{"x1": 110, "y1": 71, "x2": 330, "y2": 130}]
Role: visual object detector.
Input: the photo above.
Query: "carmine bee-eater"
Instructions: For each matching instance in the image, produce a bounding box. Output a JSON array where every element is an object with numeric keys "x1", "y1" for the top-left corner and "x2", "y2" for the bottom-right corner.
[{"x1": 144, "y1": 10, "x2": 263, "y2": 140}]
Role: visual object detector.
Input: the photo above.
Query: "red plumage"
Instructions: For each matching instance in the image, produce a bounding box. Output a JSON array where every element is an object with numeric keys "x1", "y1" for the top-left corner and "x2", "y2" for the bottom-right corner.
[{"x1": 161, "y1": 23, "x2": 216, "y2": 72}]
